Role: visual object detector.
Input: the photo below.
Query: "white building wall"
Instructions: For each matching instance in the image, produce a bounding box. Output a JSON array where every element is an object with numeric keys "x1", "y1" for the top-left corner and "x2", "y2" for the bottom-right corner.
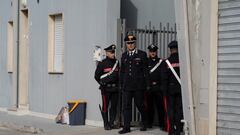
[
  {"x1": 175, "y1": 0, "x2": 218, "y2": 134},
  {"x1": 121, "y1": 0, "x2": 176, "y2": 28},
  {"x1": 0, "y1": 0, "x2": 120, "y2": 123}
]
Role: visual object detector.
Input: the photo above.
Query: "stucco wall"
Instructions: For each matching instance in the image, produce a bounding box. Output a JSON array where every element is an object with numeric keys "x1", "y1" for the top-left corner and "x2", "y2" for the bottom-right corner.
[
  {"x1": 28, "y1": 0, "x2": 120, "y2": 122},
  {"x1": 184, "y1": 0, "x2": 213, "y2": 134},
  {"x1": 0, "y1": 0, "x2": 16, "y2": 108},
  {"x1": 0, "y1": 0, "x2": 120, "y2": 123},
  {"x1": 121, "y1": 0, "x2": 176, "y2": 28},
  {"x1": 190, "y1": 0, "x2": 211, "y2": 134}
]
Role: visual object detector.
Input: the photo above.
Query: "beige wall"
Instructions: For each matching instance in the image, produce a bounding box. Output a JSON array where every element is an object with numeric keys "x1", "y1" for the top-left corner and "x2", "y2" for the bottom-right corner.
[
  {"x1": 186, "y1": 0, "x2": 218, "y2": 134},
  {"x1": 175, "y1": 0, "x2": 218, "y2": 134},
  {"x1": 19, "y1": 9, "x2": 29, "y2": 108}
]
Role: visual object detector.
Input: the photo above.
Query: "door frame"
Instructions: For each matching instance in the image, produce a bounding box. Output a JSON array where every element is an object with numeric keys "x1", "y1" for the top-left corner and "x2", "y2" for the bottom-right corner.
[
  {"x1": 18, "y1": 8, "x2": 29, "y2": 109},
  {"x1": 208, "y1": 0, "x2": 218, "y2": 134},
  {"x1": 174, "y1": 0, "x2": 196, "y2": 134},
  {"x1": 174, "y1": 0, "x2": 219, "y2": 135}
]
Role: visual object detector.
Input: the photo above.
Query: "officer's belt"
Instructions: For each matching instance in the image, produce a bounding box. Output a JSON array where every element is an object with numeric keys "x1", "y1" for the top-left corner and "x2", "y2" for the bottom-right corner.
[
  {"x1": 105, "y1": 83, "x2": 117, "y2": 87},
  {"x1": 170, "y1": 83, "x2": 179, "y2": 86},
  {"x1": 151, "y1": 81, "x2": 160, "y2": 86}
]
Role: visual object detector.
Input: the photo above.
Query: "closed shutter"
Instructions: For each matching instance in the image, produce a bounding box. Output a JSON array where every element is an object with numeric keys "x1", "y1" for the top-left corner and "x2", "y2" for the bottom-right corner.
[
  {"x1": 217, "y1": 0, "x2": 240, "y2": 134},
  {"x1": 7, "y1": 21, "x2": 14, "y2": 72},
  {"x1": 54, "y1": 15, "x2": 64, "y2": 72}
]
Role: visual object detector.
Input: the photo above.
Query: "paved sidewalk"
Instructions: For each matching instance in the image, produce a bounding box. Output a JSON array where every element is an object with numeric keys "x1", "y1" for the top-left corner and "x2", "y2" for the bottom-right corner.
[{"x1": 0, "y1": 111, "x2": 168, "y2": 135}]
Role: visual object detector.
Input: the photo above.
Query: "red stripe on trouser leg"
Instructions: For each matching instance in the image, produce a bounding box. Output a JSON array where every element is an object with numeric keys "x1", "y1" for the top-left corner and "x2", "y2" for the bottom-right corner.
[
  {"x1": 164, "y1": 96, "x2": 170, "y2": 132},
  {"x1": 103, "y1": 95, "x2": 107, "y2": 112}
]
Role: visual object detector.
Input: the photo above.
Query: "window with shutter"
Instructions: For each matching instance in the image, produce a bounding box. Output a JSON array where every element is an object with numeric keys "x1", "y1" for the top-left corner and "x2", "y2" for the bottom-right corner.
[
  {"x1": 7, "y1": 21, "x2": 14, "y2": 73},
  {"x1": 48, "y1": 14, "x2": 64, "y2": 73}
]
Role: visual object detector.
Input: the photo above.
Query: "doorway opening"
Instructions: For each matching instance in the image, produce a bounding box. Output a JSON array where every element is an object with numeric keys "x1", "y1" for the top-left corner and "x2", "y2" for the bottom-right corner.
[{"x1": 18, "y1": 9, "x2": 29, "y2": 110}]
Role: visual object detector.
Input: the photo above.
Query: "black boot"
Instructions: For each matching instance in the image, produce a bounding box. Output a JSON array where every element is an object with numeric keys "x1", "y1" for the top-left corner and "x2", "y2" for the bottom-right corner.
[
  {"x1": 99, "y1": 105, "x2": 111, "y2": 130},
  {"x1": 140, "y1": 125, "x2": 147, "y2": 131},
  {"x1": 118, "y1": 127, "x2": 130, "y2": 134},
  {"x1": 109, "y1": 116, "x2": 119, "y2": 129},
  {"x1": 103, "y1": 112, "x2": 111, "y2": 130},
  {"x1": 140, "y1": 116, "x2": 147, "y2": 131},
  {"x1": 104, "y1": 124, "x2": 111, "y2": 130}
]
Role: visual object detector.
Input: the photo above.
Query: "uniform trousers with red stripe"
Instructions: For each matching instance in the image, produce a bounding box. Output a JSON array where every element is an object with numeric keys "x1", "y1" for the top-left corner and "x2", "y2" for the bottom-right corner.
[
  {"x1": 101, "y1": 90, "x2": 119, "y2": 126},
  {"x1": 167, "y1": 93, "x2": 183, "y2": 135}
]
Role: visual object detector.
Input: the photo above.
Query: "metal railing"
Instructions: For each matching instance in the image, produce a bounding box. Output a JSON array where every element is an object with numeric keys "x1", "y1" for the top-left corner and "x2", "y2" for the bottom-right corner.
[{"x1": 126, "y1": 22, "x2": 177, "y2": 59}]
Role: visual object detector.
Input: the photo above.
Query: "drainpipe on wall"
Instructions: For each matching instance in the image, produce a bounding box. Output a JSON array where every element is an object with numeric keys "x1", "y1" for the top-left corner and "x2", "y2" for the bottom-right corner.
[{"x1": 16, "y1": 0, "x2": 20, "y2": 108}]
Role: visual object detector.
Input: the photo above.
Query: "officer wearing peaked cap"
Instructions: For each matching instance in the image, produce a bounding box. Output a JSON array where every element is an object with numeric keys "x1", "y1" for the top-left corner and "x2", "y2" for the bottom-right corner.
[
  {"x1": 168, "y1": 41, "x2": 178, "y2": 49},
  {"x1": 146, "y1": 44, "x2": 166, "y2": 130},
  {"x1": 147, "y1": 44, "x2": 158, "y2": 52},
  {"x1": 119, "y1": 35, "x2": 148, "y2": 134},
  {"x1": 124, "y1": 35, "x2": 136, "y2": 42},
  {"x1": 161, "y1": 41, "x2": 183, "y2": 135},
  {"x1": 104, "y1": 44, "x2": 116, "y2": 51},
  {"x1": 95, "y1": 44, "x2": 119, "y2": 130}
]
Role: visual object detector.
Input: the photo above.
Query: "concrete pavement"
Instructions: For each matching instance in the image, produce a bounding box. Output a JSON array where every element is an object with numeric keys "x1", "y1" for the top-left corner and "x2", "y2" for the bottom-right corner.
[
  {"x1": 0, "y1": 127, "x2": 33, "y2": 135},
  {"x1": 0, "y1": 111, "x2": 168, "y2": 135}
]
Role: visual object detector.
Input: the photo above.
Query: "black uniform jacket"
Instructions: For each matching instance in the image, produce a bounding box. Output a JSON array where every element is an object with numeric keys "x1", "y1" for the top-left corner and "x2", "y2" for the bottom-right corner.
[
  {"x1": 120, "y1": 49, "x2": 149, "y2": 91},
  {"x1": 161, "y1": 52, "x2": 181, "y2": 95},
  {"x1": 94, "y1": 57, "x2": 119, "y2": 91},
  {"x1": 148, "y1": 57, "x2": 165, "y2": 92}
]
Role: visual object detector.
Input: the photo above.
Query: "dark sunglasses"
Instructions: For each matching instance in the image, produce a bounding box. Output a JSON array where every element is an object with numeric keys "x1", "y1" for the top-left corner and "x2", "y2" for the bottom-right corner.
[
  {"x1": 108, "y1": 50, "x2": 115, "y2": 53},
  {"x1": 126, "y1": 41, "x2": 135, "y2": 45},
  {"x1": 149, "y1": 50, "x2": 157, "y2": 53}
]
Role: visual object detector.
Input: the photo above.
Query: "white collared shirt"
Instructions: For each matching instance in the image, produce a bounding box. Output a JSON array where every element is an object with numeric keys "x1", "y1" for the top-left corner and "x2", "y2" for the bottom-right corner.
[{"x1": 128, "y1": 49, "x2": 136, "y2": 56}]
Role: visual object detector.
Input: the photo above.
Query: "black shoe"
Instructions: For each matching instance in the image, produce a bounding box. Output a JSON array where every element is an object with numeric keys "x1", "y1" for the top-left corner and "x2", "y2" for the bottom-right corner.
[
  {"x1": 147, "y1": 125, "x2": 152, "y2": 128},
  {"x1": 104, "y1": 125, "x2": 111, "y2": 130},
  {"x1": 118, "y1": 128, "x2": 130, "y2": 134},
  {"x1": 160, "y1": 126, "x2": 165, "y2": 131},
  {"x1": 110, "y1": 124, "x2": 119, "y2": 129},
  {"x1": 140, "y1": 126, "x2": 147, "y2": 131},
  {"x1": 168, "y1": 131, "x2": 175, "y2": 135}
]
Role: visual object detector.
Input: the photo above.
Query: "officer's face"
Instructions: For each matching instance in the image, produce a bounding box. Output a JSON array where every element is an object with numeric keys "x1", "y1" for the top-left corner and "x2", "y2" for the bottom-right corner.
[
  {"x1": 149, "y1": 51, "x2": 157, "y2": 58},
  {"x1": 126, "y1": 41, "x2": 136, "y2": 51},
  {"x1": 106, "y1": 51, "x2": 115, "y2": 59},
  {"x1": 170, "y1": 48, "x2": 178, "y2": 54}
]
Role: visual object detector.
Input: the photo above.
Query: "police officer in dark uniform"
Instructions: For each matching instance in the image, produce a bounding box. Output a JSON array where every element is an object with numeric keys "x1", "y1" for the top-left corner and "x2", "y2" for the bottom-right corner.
[
  {"x1": 146, "y1": 44, "x2": 166, "y2": 130},
  {"x1": 161, "y1": 41, "x2": 183, "y2": 135},
  {"x1": 119, "y1": 35, "x2": 148, "y2": 134},
  {"x1": 94, "y1": 44, "x2": 119, "y2": 130}
]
